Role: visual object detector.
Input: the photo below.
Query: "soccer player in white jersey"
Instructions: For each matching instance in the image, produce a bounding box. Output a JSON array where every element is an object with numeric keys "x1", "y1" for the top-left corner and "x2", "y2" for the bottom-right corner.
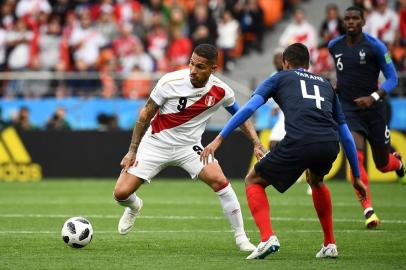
[{"x1": 113, "y1": 44, "x2": 266, "y2": 251}]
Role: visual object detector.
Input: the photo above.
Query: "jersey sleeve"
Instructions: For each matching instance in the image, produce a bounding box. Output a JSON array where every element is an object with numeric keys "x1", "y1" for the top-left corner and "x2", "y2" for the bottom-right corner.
[
  {"x1": 149, "y1": 79, "x2": 167, "y2": 106},
  {"x1": 332, "y1": 93, "x2": 346, "y2": 125},
  {"x1": 222, "y1": 84, "x2": 236, "y2": 108},
  {"x1": 253, "y1": 73, "x2": 280, "y2": 100},
  {"x1": 373, "y1": 38, "x2": 398, "y2": 93}
]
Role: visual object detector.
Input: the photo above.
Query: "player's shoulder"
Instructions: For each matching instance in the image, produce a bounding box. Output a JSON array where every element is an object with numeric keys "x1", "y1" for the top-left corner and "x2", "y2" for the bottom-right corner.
[
  {"x1": 158, "y1": 69, "x2": 188, "y2": 87},
  {"x1": 209, "y1": 73, "x2": 234, "y2": 94},
  {"x1": 328, "y1": 35, "x2": 346, "y2": 50},
  {"x1": 363, "y1": 33, "x2": 387, "y2": 52}
]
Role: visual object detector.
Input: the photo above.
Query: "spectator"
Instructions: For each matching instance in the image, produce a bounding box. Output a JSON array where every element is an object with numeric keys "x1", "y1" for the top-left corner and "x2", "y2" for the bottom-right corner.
[
  {"x1": 189, "y1": 4, "x2": 218, "y2": 47},
  {"x1": 126, "y1": 42, "x2": 154, "y2": 73},
  {"x1": 45, "y1": 106, "x2": 71, "y2": 130},
  {"x1": 146, "y1": 12, "x2": 169, "y2": 71},
  {"x1": 279, "y1": 7, "x2": 317, "y2": 59},
  {"x1": 113, "y1": 22, "x2": 142, "y2": 73},
  {"x1": 95, "y1": 4, "x2": 119, "y2": 43},
  {"x1": 166, "y1": 27, "x2": 192, "y2": 71},
  {"x1": 217, "y1": 9, "x2": 239, "y2": 72},
  {"x1": 143, "y1": 0, "x2": 170, "y2": 27},
  {"x1": 364, "y1": 0, "x2": 399, "y2": 48},
  {"x1": 1, "y1": 0, "x2": 17, "y2": 31},
  {"x1": 131, "y1": 7, "x2": 147, "y2": 44},
  {"x1": 5, "y1": 19, "x2": 34, "y2": 98},
  {"x1": 319, "y1": 4, "x2": 345, "y2": 47},
  {"x1": 97, "y1": 113, "x2": 120, "y2": 131},
  {"x1": 12, "y1": 106, "x2": 35, "y2": 131},
  {"x1": 237, "y1": 0, "x2": 264, "y2": 54},
  {"x1": 69, "y1": 10, "x2": 107, "y2": 71},
  {"x1": 168, "y1": 6, "x2": 188, "y2": 36},
  {"x1": 114, "y1": 0, "x2": 143, "y2": 24},
  {"x1": 0, "y1": 26, "x2": 6, "y2": 71},
  {"x1": 16, "y1": 0, "x2": 51, "y2": 18}
]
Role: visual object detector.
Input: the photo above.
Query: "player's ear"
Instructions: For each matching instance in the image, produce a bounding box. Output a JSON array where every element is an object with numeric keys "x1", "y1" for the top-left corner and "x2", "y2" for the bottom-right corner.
[{"x1": 211, "y1": 64, "x2": 218, "y2": 72}]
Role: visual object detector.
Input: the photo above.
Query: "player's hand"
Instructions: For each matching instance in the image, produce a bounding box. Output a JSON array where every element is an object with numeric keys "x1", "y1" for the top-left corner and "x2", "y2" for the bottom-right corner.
[
  {"x1": 354, "y1": 96, "x2": 375, "y2": 109},
  {"x1": 353, "y1": 177, "x2": 367, "y2": 201},
  {"x1": 253, "y1": 142, "x2": 266, "y2": 160},
  {"x1": 120, "y1": 151, "x2": 137, "y2": 173},
  {"x1": 200, "y1": 136, "x2": 223, "y2": 165}
]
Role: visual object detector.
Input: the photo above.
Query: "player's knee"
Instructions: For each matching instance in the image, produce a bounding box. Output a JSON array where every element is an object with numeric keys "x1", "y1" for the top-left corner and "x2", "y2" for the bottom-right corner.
[
  {"x1": 113, "y1": 186, "x2": 131, "y2": 201},
  {"x1": 210, "y1": 177, "x2": 229, "y2": 192}
]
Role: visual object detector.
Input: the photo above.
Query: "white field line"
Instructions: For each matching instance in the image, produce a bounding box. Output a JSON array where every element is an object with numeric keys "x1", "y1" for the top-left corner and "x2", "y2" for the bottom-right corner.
[
  {"x1": 0, "y1": 214, "x2": 406, "y2": 224},
  {"x1": 0, "y1": 229, "x2": 404, "y2": 235}
]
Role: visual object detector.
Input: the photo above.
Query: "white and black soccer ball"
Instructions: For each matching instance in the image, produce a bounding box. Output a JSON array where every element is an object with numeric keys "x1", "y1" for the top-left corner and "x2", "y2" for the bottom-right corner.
[{"x1": 61, "y1": 217, "x2": 93, "y2": 248}]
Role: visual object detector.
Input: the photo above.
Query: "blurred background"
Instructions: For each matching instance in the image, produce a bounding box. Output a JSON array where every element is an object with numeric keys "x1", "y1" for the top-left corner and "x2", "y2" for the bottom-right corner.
[{"x1": 0, "y1": 0, "x2": 405, "y2": 181}]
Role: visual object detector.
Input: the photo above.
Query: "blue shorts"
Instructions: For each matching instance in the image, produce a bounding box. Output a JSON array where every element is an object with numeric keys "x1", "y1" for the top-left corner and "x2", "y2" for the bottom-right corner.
[{"x1": 254, "y1": 140, "x2": 339, "y2": 193}]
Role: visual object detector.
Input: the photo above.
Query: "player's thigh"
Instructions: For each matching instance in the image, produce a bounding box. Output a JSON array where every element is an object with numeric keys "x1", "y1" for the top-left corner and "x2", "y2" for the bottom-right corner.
[
  {"x1": 177, "y1": 143, "x2": 228, "y2": 190},
  {"x1": 366, "y1": 110, "x2": 391, "y2": 167},
  {"x1": 127, "y1": 139, "x2": 171, "y2": 183},
  {"x1": 345, "y1": 112, "x2": 367, "y2": 150},
  {"x1": 114, "y1": 172, "x2": 144, "y2": 200},
  {"x1": 254, "y1": 141, "x2": 305, "y2": 193},
  {"x1": 306, "y1": 141, "x2": 339, "y2": 177}
]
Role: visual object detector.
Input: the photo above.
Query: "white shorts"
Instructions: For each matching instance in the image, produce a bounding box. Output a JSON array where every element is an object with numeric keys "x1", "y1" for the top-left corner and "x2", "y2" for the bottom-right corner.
[
  {"x1": 127, "y1": 138, "x2": 210, "y2": 183},
  {"x1": 269, "y1": 111, "x2": 286, "y2": 142}
]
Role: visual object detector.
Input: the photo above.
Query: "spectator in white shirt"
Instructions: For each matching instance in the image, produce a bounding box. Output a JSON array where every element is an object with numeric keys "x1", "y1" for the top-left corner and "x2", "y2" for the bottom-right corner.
[
  {"x1": 16, "y1": 0, "x2": 51, "y2": 18},
  {"x1": 364, "y1": 0, "x2": 399, "y2": 47},
  {"x1": 69, "y1": 10, "x2": 107, "y2": 71},
  {"x1": 279, "y1": 8, "x2": 318, "y2": 59},
  {"x1": 217, "y1": 10, "x2": 239, "y2": 72}
]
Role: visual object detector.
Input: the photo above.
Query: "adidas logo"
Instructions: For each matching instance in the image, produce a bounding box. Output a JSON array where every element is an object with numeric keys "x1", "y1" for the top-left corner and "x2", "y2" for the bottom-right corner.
[{"x1": 0, "y1": 127, "x2": 42, "y2": 181}]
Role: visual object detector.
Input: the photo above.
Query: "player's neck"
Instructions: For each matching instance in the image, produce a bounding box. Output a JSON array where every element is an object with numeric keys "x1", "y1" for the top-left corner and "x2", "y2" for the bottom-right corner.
[{"x1": 345, "y1": 33, "x2": 363, "y2": 46}]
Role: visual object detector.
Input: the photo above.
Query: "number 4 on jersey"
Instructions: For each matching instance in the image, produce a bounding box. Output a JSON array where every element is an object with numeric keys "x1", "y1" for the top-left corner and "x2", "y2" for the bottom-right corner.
[{"x1": 300, "y1": 80, "x2": 325, "y2": 109}]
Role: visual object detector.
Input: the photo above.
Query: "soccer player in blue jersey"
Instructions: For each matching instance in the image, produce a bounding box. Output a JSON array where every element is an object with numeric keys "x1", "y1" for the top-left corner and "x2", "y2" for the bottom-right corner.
[
  {"x1": 201, "y1": 43, "x2": 366, "y2": 260},
  {"x1": 328, "y1": 6, "x2": 404, "y2": 229}
]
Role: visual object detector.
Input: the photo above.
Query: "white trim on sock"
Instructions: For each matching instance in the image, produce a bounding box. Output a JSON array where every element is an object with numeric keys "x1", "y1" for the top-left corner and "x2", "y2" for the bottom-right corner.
[{"x1": 363, "y1": 207, "x2": 373, "y2": 216}]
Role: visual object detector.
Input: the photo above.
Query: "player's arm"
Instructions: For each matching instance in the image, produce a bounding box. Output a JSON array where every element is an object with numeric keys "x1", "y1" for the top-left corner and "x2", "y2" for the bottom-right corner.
[
  {"x1": 121, "y1": 98, "x2": 159, "y2": 172},
  {"x1": 333, "y1": 95, "x2": 367, "y2": 200},
  {"x1": 225, "y1": 102, "x2": 266, "y2": 160},
  {"x1": 200, "y1": 95, "x2": 266, "y2": 165},
  {"x1": 200, "y1": 74, "x2": 278, "y2": 165},
  {"x1": 354, "y1": 40, "x2": 398, "y2": 108}
]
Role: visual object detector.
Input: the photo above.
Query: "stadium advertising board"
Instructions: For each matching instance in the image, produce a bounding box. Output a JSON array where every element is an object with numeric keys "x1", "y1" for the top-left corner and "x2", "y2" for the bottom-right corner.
[{"x1": 1, "y1": 129, "x2": 405, "y2": 181}]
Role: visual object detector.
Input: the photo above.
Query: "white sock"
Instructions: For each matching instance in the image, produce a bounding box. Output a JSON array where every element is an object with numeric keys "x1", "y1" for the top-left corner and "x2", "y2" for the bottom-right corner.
[
  {"x1": 216, "y1": 184, "x2": 246, "y2": 239},
  {"x1": 114, "y1": 193, "x2": 141, "y2": 211}
]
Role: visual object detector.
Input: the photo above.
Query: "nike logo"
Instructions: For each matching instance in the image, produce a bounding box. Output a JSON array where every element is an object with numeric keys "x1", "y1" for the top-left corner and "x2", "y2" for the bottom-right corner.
[{"x1": 335, "y1": 53, "x2": 343, "y2": 58}]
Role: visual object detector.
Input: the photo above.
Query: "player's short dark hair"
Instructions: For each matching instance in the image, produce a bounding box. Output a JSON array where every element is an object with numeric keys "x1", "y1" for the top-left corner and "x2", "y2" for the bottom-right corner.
[
  {"x1": 345, "y1": 6, "x2": 364, "y2": 20},
  {"x1": 193, "y1": 44, "x2": 218, "y2": 63},
  {"x1": 282, "y1": 43, "x2": 309, "y2": 68}
]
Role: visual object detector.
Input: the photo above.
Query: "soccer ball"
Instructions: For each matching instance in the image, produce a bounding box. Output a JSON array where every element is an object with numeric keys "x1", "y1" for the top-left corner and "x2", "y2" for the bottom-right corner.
[{"x1": 61, "y1": 217, "x2": 93, "y2": 248}]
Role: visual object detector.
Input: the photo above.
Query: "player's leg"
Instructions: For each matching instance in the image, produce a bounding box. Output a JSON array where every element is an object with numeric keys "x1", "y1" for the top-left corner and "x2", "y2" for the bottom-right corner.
[
  {"x1": 349, "y1": 130, "x2": 379, "y2": 227},
  {"x1": 197, "y1": 161, "x2": 256, "y2": 252},
  {"x1": 244, "y1": 168, "x2": 280, "y2": 260},
  {"x1": 306, "y1": 141, "x2": 339, "y2": 258},
  {"x1": 113, "y1": 172, "x2": 145, "y2": 234},
  {"x1": 306, "y1": 170, "x2": 337, "y2": 258},
  {"x1": 113, "y1": 139, "x2": 165, "y2": 234},
  {"x1": 371, "y1": 131, "x2": 405, "y2": 178}
]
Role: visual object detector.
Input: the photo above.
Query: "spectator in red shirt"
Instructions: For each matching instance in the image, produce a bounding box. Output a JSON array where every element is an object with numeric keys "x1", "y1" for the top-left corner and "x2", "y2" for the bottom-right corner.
[{"x1": 166, "y1": 27, "x2": 192, "y2": 71}]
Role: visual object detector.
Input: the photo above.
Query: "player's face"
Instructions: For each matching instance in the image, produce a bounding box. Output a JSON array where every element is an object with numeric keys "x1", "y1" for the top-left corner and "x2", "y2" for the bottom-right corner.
[
  {"x1": 189, "y1": 53, "x2": 217, "y2": 88},
  {"x1": 343, "y1": 10, "x2": 364, "y2": 36}
]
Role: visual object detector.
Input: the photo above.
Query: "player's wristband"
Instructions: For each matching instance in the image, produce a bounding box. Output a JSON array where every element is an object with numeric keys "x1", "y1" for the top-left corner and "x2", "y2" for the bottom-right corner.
[{"x1": 370, "y1": 92, "x2": 380, "y2": 101}]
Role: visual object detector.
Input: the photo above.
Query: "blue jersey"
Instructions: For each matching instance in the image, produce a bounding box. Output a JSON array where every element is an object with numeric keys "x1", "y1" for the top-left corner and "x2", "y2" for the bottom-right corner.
[
  {"x1": 253, "y1": 69, "x2": 346, "y2": 145},
  {"x1": 328, "y1": 33, "x2": 398, "y2": 110}
]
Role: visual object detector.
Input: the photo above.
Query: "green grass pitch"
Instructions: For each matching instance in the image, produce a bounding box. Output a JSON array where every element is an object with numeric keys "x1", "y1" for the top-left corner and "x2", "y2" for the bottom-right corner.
[{"x1": 0, "y1": 179, "x2": 405, "y2": 270}]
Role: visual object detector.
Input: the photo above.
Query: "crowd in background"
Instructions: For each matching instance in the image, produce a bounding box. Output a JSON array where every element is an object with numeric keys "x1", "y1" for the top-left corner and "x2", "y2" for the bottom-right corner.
[
  {"x1": 0, "y1": 0, "x2": 300, "y2": 99},
  {"x1": 278, "y1": 0, "x2": 406, "y2": 85},
  {"x1": 1, "y1": 0, "x2": 406, "y2": 131}
]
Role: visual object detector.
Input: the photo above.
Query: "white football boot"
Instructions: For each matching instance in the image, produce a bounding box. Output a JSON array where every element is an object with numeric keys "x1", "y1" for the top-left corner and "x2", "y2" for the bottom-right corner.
[
  {"x1": 316, "y1": 243, "x2": 338, "y2": 258},
  {"x1": 236, "y1": 235, "x2": 256, "y2": 252},
  {"x1": 246, "y1": 235, "x2": 280, "y2": 259},
  {"x1": 118, "y1": 199, "x2": 143, "y2": 235}
]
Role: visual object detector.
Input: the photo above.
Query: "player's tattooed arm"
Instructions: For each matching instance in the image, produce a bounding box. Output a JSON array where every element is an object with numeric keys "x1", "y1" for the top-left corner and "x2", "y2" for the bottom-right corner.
[
  {"x1": 239, "y1": 120, "x2": 266, "y2": 160},
  {"x1": 121, "y1": 98, "x2": 159, "y2": 171},
  {"x1": 129, "y1": 98, "x2": 159, "y2": 153}
]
